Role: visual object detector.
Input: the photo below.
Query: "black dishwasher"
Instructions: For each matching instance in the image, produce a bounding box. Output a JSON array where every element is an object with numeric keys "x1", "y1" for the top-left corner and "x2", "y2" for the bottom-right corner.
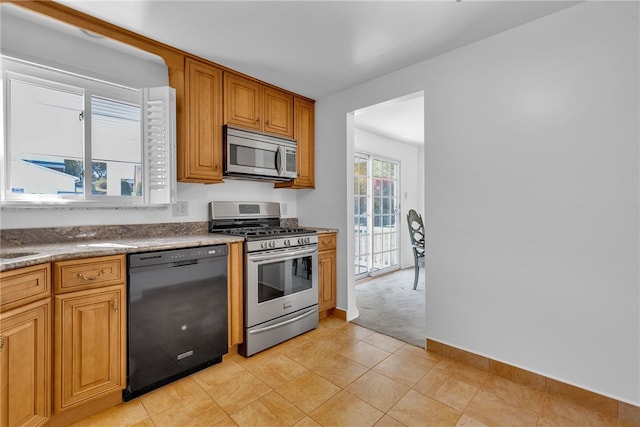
[{"x1": 124, "y1": 245, "x2": 228, "y2": 401}]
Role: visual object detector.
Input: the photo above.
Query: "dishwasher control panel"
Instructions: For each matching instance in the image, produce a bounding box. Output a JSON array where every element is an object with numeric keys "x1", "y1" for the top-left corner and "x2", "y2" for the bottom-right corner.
[{"x1": 129, "y1": 245, "x2": 228, "y2": 268}]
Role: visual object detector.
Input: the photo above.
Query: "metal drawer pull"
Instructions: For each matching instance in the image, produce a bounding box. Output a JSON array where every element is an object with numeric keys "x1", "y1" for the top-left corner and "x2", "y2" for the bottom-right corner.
[{"x1": 77, "y1": 269, "x2": 105, "y2": 281}]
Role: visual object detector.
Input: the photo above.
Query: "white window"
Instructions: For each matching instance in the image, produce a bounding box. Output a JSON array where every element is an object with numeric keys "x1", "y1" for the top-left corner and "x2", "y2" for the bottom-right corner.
[{"x1": 1, "y1": 57, "x2": 175, "y2": 206}]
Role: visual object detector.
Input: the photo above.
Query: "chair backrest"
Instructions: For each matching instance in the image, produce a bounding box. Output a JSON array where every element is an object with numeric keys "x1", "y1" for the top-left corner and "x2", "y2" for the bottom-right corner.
[{"x1": 406, "y1": 209, "x2": 425, "y2": 255}]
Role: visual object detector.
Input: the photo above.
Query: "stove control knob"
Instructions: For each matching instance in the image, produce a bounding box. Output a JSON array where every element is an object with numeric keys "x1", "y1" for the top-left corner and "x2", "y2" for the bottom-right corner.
[
  {"x1": 261, "y1": 241, "x2": 268, "y2": 249},
  {"x1": 284, "y1": 239, "x2": 291, "y2": 246},
  {"x1": 269, "y1": 241, "x2": 276, "y2": 248},
  {"x1": 297, "y1": 238, "x2": 304, "y2": 245}
]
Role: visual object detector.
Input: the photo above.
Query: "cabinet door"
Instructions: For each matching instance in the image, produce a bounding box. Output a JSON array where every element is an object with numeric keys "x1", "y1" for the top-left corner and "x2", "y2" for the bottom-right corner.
[
  {"x1": 224, "y1": 73, "x2": 261, "y2": 131},
  {"x1": 318, "y1": 249, "x2": 336, "y2": 313},
  {"x1": 262, "y1": 86, "x2": 293, "y2": 138},
  {"x1": 181, "y1": 57, "x2": 224, "y2": 183},
  {"x1": 275, "y1": 97, "x2": 315, "y2": 189},
  {"x1": 0, "y1": 299, "x2": 51, "y2": 427},
  {"x1": 54, "y1": 286, "x2": 126, "y2": 412}
]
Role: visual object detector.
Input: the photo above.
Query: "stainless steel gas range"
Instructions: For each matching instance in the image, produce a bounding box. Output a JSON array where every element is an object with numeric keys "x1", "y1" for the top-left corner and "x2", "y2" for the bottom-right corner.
[{"x1": 209, "y1": 201, "x2": 318, "y2": 356}]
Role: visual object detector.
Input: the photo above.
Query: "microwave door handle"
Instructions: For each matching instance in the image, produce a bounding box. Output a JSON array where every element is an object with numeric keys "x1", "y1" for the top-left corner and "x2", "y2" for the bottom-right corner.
[{"x1": 275, "y1": 145, "x2": 284, "y2": 176}]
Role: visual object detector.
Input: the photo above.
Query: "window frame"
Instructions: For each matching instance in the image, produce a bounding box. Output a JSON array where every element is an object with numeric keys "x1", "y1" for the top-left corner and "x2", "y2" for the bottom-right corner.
[{"x1": 1, "y1": 56, "x2": 173, "y2": 207}]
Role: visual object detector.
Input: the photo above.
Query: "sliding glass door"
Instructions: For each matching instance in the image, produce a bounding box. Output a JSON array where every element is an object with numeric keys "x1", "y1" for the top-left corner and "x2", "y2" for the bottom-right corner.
[{"x1": 354, "y1": 153, "x2": 400, "y2": 280}]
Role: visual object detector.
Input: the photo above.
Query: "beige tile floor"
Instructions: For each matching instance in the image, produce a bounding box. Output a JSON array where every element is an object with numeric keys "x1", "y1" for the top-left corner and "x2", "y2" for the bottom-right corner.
[{"x1": 73, "y1": 317, "x2": 633, "y2": 427}]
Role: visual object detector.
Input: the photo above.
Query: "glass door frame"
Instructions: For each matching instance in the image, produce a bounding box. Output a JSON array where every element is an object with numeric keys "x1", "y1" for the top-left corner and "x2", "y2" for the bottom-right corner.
[{"x1": 354, "y1": 151, "x2": 401, "y2": 281}]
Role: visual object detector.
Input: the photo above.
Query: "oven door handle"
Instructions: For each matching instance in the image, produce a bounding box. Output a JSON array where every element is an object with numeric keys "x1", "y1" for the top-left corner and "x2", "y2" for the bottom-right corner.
[
  {"x1": 250, "y1": 246, "x2": 317, "y2": 262},
  {"x1": 248, "y1": 307, "x2": 318, "y2": 335}
]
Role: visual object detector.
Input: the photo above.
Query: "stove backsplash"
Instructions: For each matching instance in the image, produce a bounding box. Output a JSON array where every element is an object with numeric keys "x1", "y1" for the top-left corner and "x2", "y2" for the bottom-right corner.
[
  {"x1": 1, "y1": 222, "x2": 210, "y2": 247},
  {"x1": 279, "y1": 218, "x2": 298, "y2": 228}
]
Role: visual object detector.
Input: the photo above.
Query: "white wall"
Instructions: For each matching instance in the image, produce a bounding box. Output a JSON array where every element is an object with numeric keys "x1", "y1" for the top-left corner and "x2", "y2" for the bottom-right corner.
[
  {"x1": 299, "y1": 1, "x2": 639, "y2": 405},
  {"x1": 354, "y1": 128, "x2": 423, "y2": 269}
]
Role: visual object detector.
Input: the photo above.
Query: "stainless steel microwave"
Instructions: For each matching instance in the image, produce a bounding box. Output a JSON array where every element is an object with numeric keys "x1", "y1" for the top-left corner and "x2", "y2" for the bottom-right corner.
[{"x1": 223, "y1": 125, "x2": 297, "y2": 182}]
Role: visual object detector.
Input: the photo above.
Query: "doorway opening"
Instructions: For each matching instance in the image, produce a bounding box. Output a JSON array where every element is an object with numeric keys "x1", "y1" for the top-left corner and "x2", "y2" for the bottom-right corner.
[{"x1": 349, "y1": 90, "x2": 425, "y2": 346}]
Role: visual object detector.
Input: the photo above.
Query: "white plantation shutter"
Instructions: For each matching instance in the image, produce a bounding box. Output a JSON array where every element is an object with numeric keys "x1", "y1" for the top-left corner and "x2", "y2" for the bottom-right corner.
[{"x1": 143, "y1": 86, "x2": 176, "y2": 204}]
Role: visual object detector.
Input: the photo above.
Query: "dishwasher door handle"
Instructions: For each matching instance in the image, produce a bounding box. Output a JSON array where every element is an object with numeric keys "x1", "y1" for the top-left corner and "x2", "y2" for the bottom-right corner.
[{"x1": 248, "y1": 307, "x2": 318, "y2": 335}]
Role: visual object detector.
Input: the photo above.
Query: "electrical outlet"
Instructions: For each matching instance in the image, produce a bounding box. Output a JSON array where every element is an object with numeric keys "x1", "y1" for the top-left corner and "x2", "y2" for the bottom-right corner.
[
  {"x1": 172, "y1": 201, "x2": 188, "y2": 217},
  {"x1": 281, "y1": 203, "x2": 288, "y2": 215}
]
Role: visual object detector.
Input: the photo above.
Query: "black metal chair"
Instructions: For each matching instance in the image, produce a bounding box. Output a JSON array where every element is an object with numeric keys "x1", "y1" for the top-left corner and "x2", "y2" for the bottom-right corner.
[{"x1": 406, "y1": 209, "x2": 425, "y2": 290}]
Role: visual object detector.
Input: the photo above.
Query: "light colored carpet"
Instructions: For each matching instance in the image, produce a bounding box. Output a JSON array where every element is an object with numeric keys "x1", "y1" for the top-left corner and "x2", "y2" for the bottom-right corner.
[{"x1": 351, "y1": 267, "x2": 426, "y2": 348}]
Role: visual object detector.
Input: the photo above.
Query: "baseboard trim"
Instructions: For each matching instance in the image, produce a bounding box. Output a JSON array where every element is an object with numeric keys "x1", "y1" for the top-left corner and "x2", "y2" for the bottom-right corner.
[
  {"x1": 319, "y1": 307, "x2": 346, "y2": 320},
  {"x1": 426, "y1": 338, "x2": 640, "y2": 426},
  {"x1": 332, "y1": 308, "x2": 347, "y2": 321}
]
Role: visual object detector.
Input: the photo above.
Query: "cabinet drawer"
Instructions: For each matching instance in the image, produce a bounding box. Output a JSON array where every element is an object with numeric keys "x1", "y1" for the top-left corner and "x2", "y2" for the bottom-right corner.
[
  {"x1": 0, "y1": 263, "x2": 51, "y2": 313},
  {"x1": 54, "y1": 255, "x2": 126, "y2": 293},
  {"x1": 318, "y1": 233, "x2": 336, "y2": 251}
]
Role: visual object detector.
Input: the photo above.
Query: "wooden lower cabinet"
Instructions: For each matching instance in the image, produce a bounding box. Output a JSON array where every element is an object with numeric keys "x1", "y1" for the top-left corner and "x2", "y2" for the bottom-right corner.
[
  {"x1": 54, "y1": 284, "x2": 126, "y2": 413},
  {"x1": 0, "y1": 298, "x2": 51, "y2": 427},
  {"x1": 0, "y1": 263, "x2": 50, "y2": 313},
  {"x1": 227, "y1": 241, "x2": 244, "y2": 348},
  {"x1": 318, "y1": 233, "x2": 337, "y2": 315}
]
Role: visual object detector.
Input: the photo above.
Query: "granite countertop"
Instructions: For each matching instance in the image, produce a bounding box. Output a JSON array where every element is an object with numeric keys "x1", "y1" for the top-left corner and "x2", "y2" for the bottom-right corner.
[
  {"x1": 0, "y1": 222, "x2": 338, "y2": 272},
  {"x1": 0, "y1": 222, "x2": 239, "y2": 272},
  {"x1": 303, "y1": 227, "x2": 339, "y2": 234},
  {"x1": 0, "y1": 234, "x2": 243, "y2": 272}
]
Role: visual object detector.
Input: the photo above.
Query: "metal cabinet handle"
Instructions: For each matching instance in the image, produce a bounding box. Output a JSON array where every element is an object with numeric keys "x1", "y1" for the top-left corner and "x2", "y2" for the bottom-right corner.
[
  {"x1": 112, "y1": 299, "x2": 119, "y2": 313},
  {"x1": 0, "y1": 335, "x2": 4, "y2": 351},
  {"x1": 77, "y1": 269, "x2": 105, "y2": 281}
]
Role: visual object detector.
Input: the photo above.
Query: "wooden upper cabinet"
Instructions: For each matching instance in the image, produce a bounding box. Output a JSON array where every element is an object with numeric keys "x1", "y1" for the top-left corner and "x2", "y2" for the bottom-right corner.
[
  {"x1": 224, "y1": 73, "x2": 261, "y2": 132},
  {"x1": 224, "y1": 72, "x2": 294, "y2": 138},
  {"x1": 262, "y1": 86, "x2": 294, "y2": 138},
  {"x1": 178, "y1": 57, "x2": 224, "y2": 183},
  {"x1": 276, "y1": 97, "x2": 315, "y2": 189}
]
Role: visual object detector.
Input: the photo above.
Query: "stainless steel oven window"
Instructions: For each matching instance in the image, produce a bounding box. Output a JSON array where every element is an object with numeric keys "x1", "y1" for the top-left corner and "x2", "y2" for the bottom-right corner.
[{"x1": 258, "y1": 254, "x2": 313, "y2": 303}]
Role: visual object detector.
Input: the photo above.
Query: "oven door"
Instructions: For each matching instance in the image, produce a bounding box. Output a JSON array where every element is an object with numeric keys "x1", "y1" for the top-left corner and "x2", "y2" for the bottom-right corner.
[{"x1": 245, "y1": 245, "x2": 318, "y2": 328}]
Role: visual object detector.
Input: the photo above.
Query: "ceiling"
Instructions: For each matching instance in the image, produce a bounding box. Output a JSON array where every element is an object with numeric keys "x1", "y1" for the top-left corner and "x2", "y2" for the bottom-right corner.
[
  {"x1": 37, "y1": 1, "x2": 578, "y2": 144},
  {"x1": 354, "y1": 91, "x2": 425, "y2": 146}
]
